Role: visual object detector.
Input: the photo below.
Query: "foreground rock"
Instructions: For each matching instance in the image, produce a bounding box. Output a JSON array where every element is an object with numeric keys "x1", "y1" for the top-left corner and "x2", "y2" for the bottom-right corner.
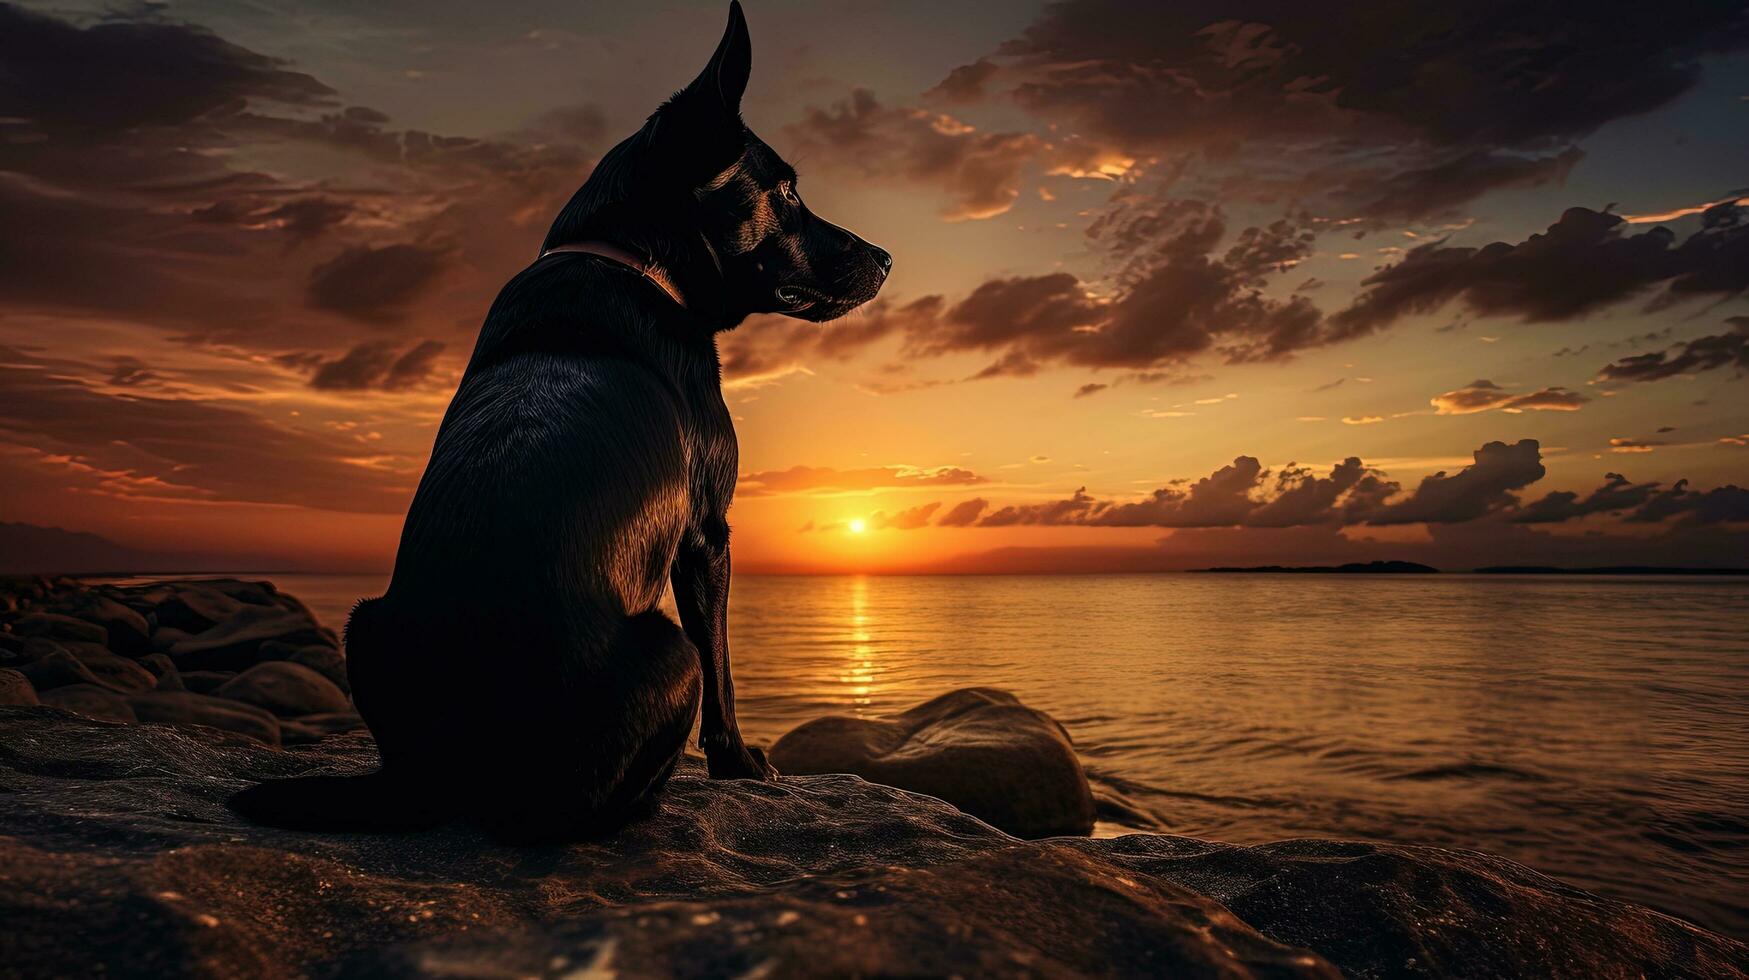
[
  {"x1": 0, "y1": 576, "x2": 363, "y2": 745},
  {"x1": 770, "y1": 687, "x2": 1096, "y2": 837},
  {"x1": 4, "y1": 708, "x2": 1743, "y2": 979}
]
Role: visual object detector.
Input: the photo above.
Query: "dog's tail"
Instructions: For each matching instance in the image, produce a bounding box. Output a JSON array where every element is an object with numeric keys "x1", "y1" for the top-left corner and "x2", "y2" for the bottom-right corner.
[{"x1": 228, "y1": 770, "x2": 445, "y2": 832}]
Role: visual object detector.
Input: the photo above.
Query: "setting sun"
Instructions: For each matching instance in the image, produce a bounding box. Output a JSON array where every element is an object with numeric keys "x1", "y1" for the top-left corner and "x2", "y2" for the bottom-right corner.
[{"x1": 848, "y1": 519, "x2": 867, "y2": 534}]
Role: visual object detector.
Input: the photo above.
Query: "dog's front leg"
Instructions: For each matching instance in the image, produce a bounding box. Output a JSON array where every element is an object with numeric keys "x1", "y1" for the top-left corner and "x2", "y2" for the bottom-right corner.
[{"x1": 672, "y1": 521, "x2": 778, "y2": 781}]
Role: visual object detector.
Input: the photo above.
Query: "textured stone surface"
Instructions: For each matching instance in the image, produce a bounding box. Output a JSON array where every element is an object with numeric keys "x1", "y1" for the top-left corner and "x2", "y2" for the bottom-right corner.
[
  {"x1": 770, "y1": 687, "x2": 1097, "y2": 837},
  {"x1": 215, "y1": 662, "x2": 351, "y2": 718},
  {"x1": 3, "y1": 707, "x2": 1743, "y2": 979}
]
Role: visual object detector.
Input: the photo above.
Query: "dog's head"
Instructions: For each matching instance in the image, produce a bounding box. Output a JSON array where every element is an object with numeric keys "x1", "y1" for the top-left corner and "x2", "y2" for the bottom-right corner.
[{"x1": 551, "y1": 3, "x2": 890, "y2": 324}]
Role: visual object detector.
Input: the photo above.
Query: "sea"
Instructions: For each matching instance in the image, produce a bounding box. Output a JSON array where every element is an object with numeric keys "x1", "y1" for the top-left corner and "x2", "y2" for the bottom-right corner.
[{"x1": 111, "y1": 571, "x2": 1749, "y2": 939}]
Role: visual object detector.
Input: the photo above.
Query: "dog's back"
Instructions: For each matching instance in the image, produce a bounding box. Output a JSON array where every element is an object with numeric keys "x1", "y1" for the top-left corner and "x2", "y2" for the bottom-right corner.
[
  {"x1": 229, "y1": 1, "x2": 890, "y2": 838},
  {"x1": 234, "y1": 261, "x2": 711, "y2": 837}
]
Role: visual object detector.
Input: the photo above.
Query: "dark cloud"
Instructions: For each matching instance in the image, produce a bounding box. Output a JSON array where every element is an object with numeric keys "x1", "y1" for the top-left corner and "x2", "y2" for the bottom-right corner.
[
  {"x1": 1364, "y1": 440, "x2": 1545, "y2": 525},
  {"x1": 1625, "y1": 481, "x2": 1749, "y2": 525},
  {"x1": 1430, "y1": 379, "x2": 1589, "y2": 415},
  {"x1": 0, "y1": 347, "x2": 411, "y2": 513},
  {"x1": 1513, "y1": 472, "x2": 1661, "y2": 523},
  {"x1": 193, "y1": 195, "x2": 355, "y2": 244},
  {"x1": 106, "y1": 357, "x2": 159, "y2": 387},
  {"x1": 307, "y1": 339, "x2": 447, "y2": 391},
  {"x1": 1597, "y1": 317, "x2": 1749, "y2": 383},
  {"x1": 926, "y1": 59, "x2": 999, "y2": 104},
  {"x1": 940, "y1": 439, "x2": 1734, "y2": 531},
  {"x1": 935, "y1": 498, "x2": 989, "y2": 527},
  {"x1": 0, "y1": 3, "x2": 590, "y2": 364},
  {"x1": 1331, "y1": 205, "x2": 1749, "y2": 339},
  {"x1": 829, "y1": 205, "x2": 1332, "y2": 374},
  {"x1": 307, "y1": 244, "x2": 453, "y2": 323},
  {"x1": 0, "y1": 4, "x2": 333, "y2": 136},
  {"x1": 950, "y1": 0, "x2": 1749, "y2": 220},
  {"x1": 1073, "y1": 383, "x2": 1108, "y2": 398},
  {"x1": 869, "y1": 502, "x2": 941, "y2": 530},
  {"x1": 718, "y1": 298, "x2": 937, "y2": 385},
  {"x1": 737, "y1": 464, "x2": 987, "y2": 497},
  {"x1": 783, "y1": 88, "x2": 1044, "y2": 220},
  {"x1": 1354, "y1": 149, "x2": 1585, "y2": 223},
  {"x1": 781, "y1": 87, "x2": 1131, "y2": 220}
]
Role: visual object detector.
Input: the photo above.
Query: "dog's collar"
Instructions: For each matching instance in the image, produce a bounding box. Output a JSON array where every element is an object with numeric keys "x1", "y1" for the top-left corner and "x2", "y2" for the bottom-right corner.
[{"x1": 540, "y1": 241, "x2": 689, "y2": 310}]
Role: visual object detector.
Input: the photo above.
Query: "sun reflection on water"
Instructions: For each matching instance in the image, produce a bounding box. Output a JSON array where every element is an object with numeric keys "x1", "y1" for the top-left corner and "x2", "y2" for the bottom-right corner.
[{"x1": 838, "y1": 576, "x2": 877, "y2": 709}]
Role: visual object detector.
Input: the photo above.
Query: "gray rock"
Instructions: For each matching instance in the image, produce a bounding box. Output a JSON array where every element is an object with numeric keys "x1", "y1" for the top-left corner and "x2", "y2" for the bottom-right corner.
[
  {"x1": 770, "y1": 687, "x2": 1097, "y2": 838},
  {"x1": 2, "y1": 707, "x2": 1743, "y2": 979},
  {"x1": 0, "y1": 668, "x2": 37, "y2": 706},
  {"x1": 215, "y1": 662, "x2": 350, "y2": 717},
  {"x1": 125, "y1": 691, "x2": 280, "y2": 746},
  {"x1": 39, "y1": 684, "x2": 136, "y2": 724}
]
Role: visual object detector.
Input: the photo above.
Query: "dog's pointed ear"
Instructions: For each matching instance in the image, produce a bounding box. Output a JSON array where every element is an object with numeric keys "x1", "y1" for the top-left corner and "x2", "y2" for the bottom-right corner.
[
  {"x1": 642, "y1": 2, "x2": 751, "y2": 189},
  {"x1": 684, "y1": 1, "x2": 751, "y2": 117}
]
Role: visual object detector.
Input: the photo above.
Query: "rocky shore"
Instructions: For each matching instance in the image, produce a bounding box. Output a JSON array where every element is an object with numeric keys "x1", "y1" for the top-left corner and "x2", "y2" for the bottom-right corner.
[
  {"x1": 0, "y1": 576, "x2": 362, "y2": 746},
  {"x1": 2, "y1": 577, "x2": 1745, "y2": 977}
]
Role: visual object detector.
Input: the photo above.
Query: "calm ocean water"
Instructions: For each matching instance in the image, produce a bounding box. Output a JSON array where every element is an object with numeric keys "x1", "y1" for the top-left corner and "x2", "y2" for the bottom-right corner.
[{"x1": 191, "y1": 571, "x2": 1749, "y2": 938}]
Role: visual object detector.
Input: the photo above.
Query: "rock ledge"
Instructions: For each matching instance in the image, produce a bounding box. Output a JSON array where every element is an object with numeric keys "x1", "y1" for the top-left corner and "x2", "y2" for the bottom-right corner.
[{"x1": 3, "y1": 707, "x2": 1743, "y2": 979}]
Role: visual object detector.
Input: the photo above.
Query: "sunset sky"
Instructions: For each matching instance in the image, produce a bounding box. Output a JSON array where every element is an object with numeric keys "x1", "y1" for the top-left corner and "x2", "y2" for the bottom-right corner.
[{"x1": 2, "y1": 0, "x2": 1747, "y2": 572}]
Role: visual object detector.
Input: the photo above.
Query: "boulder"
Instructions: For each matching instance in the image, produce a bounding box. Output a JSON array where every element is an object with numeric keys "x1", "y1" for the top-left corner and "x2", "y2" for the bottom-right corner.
[
  {"x1": 153, "y1": 586, "x2": 245, "y2": 633},
  {"x1": 770, "y1": 688, "x2": 1097, "y2": 838},
  {"x1": 216, "y1": 662, "x2": 351, "y2": 717},
  {"x1": 179, "y1": 670, "x2": 237, "y2": 695},
  {"x1": 0, "y1": 668, "x2": 37, "y2": 706},
  {"x1": 2, "y1": 706, "x2": 1743, "y2": 979},
  {"x1": 40, "y1": 684, "x2": 136, "y2": 724},
  {"x1": 66, "y1": 648, "x2": 157, "y2": 694},
  {"x1": 259, "y1": 640, "x2": 350, "y2": 694},
  {"x1": 133, "y1": 653, "x2": 184, "y2": 690},
  {"x1": 8, "y1": 612, "x2": 107, "y2": 645},
  {"x1": 166, "y1": 604, "x2": 332, "y2": 670},
  {"x1": 56, "y1": 592, "x2": 152, "y2": 653},
  {"x1": 126, "y1": 691, "x2": 280, "y2": 746},
  {"x1": 17, "y1": 650, "x2": 105, "y2": 692}
]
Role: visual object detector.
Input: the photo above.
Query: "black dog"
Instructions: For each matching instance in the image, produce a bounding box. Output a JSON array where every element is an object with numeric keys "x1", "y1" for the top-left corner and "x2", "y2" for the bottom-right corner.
[{"x1": 230, "y1": 1, "x2": 889, "y2": 839}]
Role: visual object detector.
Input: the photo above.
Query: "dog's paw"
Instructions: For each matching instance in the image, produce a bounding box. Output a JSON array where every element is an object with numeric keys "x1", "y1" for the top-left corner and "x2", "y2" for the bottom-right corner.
[{"x1": 707, "y1": 743, "x2": 780, "y2": 782}]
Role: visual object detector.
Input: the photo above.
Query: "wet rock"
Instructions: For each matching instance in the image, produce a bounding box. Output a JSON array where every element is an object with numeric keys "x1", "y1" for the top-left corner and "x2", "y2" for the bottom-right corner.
[
  {"x1": 0, "y1": 668, "x2": 37, "y2": 706},
  {"x1": 770, "y1": 687, "x2": 1097, "y2": 838},
  {"x1": 9, "y1": 612, "x2": 107, "y2": 645},
  {"x1": 17, "y1": 650, "x2": 105, "y2": 692},
  {"x1": 3, "y1": 707, "x2": 1743, "y2": 979},
  {"x1": 216, "y1": 662, "x2": 350, "y2": 718},
  {"x1": 126, "y1": 691, "x2": 280, "y2": 746},
  {"x1": 259, "y1": 640, "x2": 350, "y2": 694},
  {"x1": 40, "y1": 685, "x2": 136, "y2": 724}
]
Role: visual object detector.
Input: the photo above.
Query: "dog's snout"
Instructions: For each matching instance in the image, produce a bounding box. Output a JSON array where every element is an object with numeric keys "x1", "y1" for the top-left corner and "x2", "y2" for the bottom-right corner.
[{"x1": 869, "y1": 244, "x2": 893, "y2": 272}]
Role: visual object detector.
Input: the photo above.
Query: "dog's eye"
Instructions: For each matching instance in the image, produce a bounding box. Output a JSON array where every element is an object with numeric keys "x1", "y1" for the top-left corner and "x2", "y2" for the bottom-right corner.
[{"x1": 777, "y1": 181, "x2": 799, "y2": 205}]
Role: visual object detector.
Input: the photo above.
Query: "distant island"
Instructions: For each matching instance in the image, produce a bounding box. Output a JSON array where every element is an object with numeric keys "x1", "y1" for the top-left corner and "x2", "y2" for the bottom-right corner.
[
  {"x1": 1472, "y1": 565, "x2": 1749, "y2": 575},
  {"x1": 1196, "y1": 560, "x2": 1439, "y2": 574}
]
